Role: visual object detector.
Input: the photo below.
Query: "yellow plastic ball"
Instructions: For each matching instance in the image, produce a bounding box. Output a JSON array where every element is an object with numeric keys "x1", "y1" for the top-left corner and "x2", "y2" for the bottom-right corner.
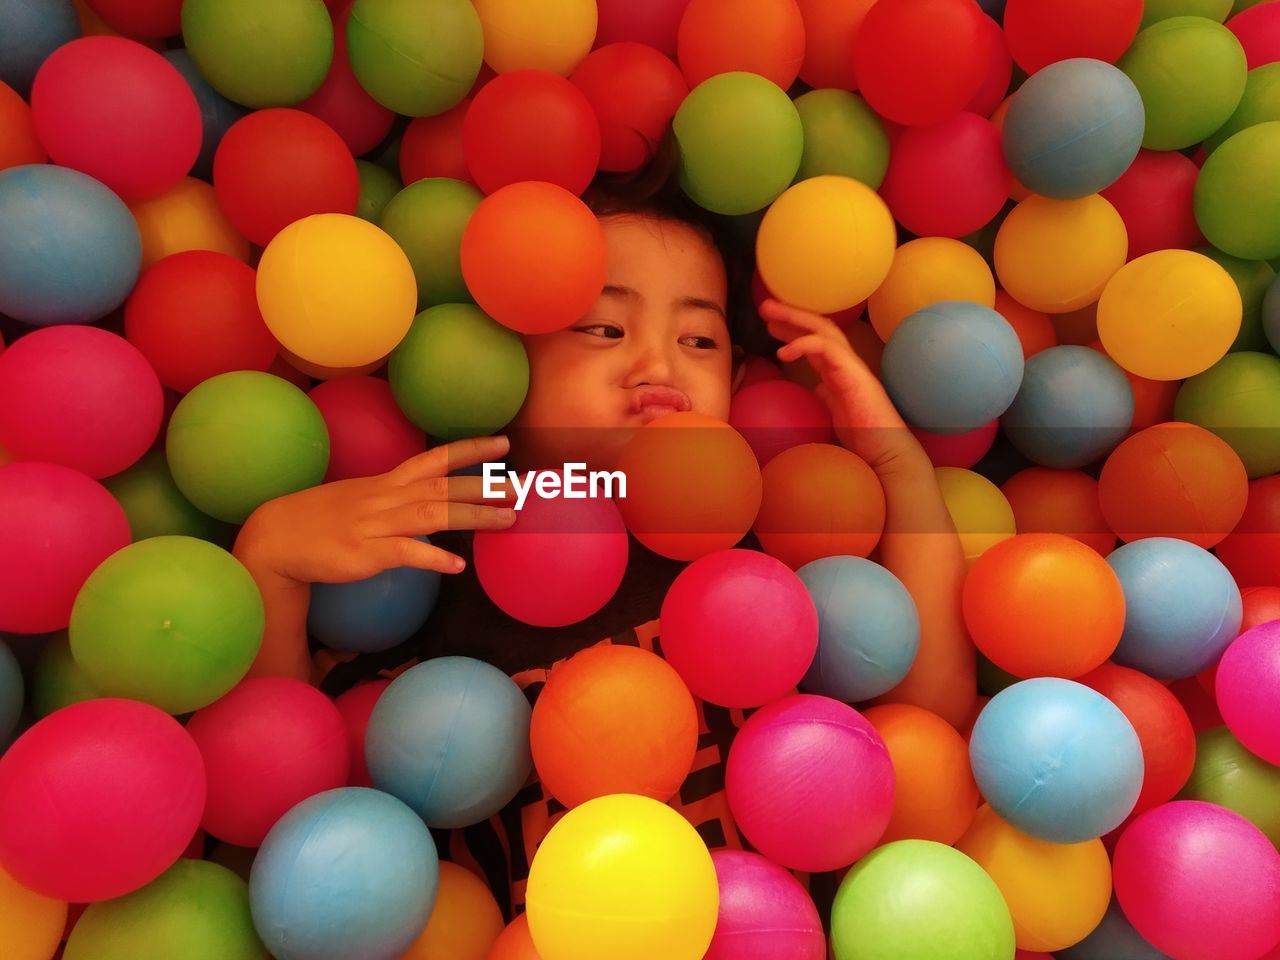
[
  {"x1": 956, "y1": 804, "x2": 1112, "y2": 953},
  {"x1": 867, "y1": 237, "x2": 996, "y2": 341},
  {"x1": 128, "y1": 176, "x2": 249, "y2": 270},
  {"x1": 0, "y1": 861, "x2": 66, "y2": 960},
  {"x1": 935, "y1": 467, "x2": 1016, "y2": 567},
  {"x1": 756, "y1": 174, "x2": 897, "y2": 315},
  {"x1": 473, "y1": 0, "x2": 597, "y2": 75},
  {"x1": 526, "y1": 794, "x2": 719, "y2": 960},
  {"x1": 256, "y1": 213, "x2": 417, "y2": 368},
  {"x1": 401, "y1": 862, "x2": 504, "y2": 960},
  {"x1": 1096, "y1": 249, "x2": 1242, "y2": 381},
  {"x1": 994, "y1": 194, "x2": 1128, "y2": 314}
]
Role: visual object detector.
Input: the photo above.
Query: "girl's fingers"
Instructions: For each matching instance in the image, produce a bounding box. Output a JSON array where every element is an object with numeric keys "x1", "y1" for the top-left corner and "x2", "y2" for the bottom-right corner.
[
  {"x1": 364, "y1": 499, "x2": 519, "y2": 538},
  {"x1": 368, "y1": 537, "x2": 470, "y2": 574},
  {"x1": 385, "y1": 434, "x2": 511, "y2": 485},
  {"x1": 776, "y1": 333, "x2": 836, "y2": 364},
  {"x1": 390, "y1": 474, "x2": 518, "y2": 508}
]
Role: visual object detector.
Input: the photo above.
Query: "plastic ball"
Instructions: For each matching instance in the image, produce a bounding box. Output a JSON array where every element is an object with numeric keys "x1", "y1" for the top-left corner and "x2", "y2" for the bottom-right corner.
[
  {"x1": 355, "y1": 159, "x2": 400, "y2": 222},
  {"x1": 332, "y1": 681, "x2": 386, "y2": 789},
  {"x1": 1056, "y1": 897, "x2": 1170, "y2": 960},
  {"x1": 728, "y1": 380, "x2": 835, "y2": 467},
  {"x1": 1175, "y1": 351, "x2": 1280, "y2": 478},
  {"x1": 1217, "y1": 620, "x2": 1280, "y2": 765},
  {"x1": 1113, "y1": 801, "x2": 1280, "y2": 960},
  {"x1": 102, "y1": 448, "x2": 229, "y2": 544},
  {"x1": 0, "y1": 0, "x2": 80, "y2": 96},
  {"x1": 1144, "y1": 0, "x2": 1234, "y2": 27},
  {"x1": 399, "y1": 100, "x2": 471, "y2": 184},
  {"x1": 297, "y1": 8, "x2": 394, "y2": 158},
  {"x1": 0, "y1": 164, "x2": 142, "y2": 326},
  {"x1": 1100, "y1": 148, "x2": 1204, "y2": 259},
  {"x1": 1001, "y1": 467, "x2": 1114, "y2": 554},
  {"x1": 81, "y1": 0, "x2": 182, "y2": 37},
  {"x1": 912, "y1": 420, "x2": 1001, "y2": 469},
  {"x1": 1178, "y1": 725, "x2": 1280, "y2": 846},
  {"x1": 673, "y1": 71, "x2": 803, "y2": 216},
  {"x1": 1206, "y1": 59, "x2": 1280, "y2": 153},
  {"x1": 0, "y1": 698, "x2": 204, "y2": 902},
  {"x1": 1203, "y1": 245, "x2": 1275, "y2": 353},
  {"x1": 250, "y1": 787, "x2": 439, "y2": 960},
  {"x1": 526, "y1": 794, "x2": 718, "y2": 960},
  {"x1": 127, "y1": 175, "x2": 249, "y2": 270},
  {"x1": 1230, "y1": 0, "x2": 1280, "y2": 66},
  {"x1": 0, "y1": 860, "x2": 66, "y2": 960},
  {"x1": 0, "y1": 80, "x2": 45, "y2": 171},
  {"x1": 726, "y1": 694, "x2": 894, "y2": 873},
  {"x1": 1195, "y1": 120, "x2": 1280, "y2": 260},
  {"x1": 308, "y1": 376, "x2": 424, "y2": 481},
  {"x1": 677, "y1": 0, "x2": 805, "y2": 90},
  {"x1": 594, "y1": 0, "x2": 688, "y2": 56},
  {"x1": 1215, "y1": 475, "x2": 1280, "y2": 587},
  {"x1": 868, "y1": 238, "x2": 997, "y2": 342},
  {"x1": 380, "y1": 180, "x2": 478, "y2": 309},
  {"x1": 162, "y1": 49, "x2": 245, "y2": 180},
  {"x1": 1003, "y1": 0, "x2": 1143, "y2": 74},
  {"x1": 366, "y1": 657, "x2": 532, "y2": 828},
  {"x1": 705, "y1": 849, "x2": 825, "y2": 960},
  {"x1": 471, "y1": 0, "x2": 594, "y2": 76},
  {"x1": 793, "y1": 0, "x2": 874, "y2": 90},
  {"x1": 400, "y1": 861, "x2": 503, "y2": 960},
  {"x1": 660, "y1": 550, "x2": 818, "y2": 709},
  {"x1": 488, "y1": 915, "x2": 541, "y2": 960},
  {"x1": 935, "y1": 466, "x2": 1017, "y2": 567}
]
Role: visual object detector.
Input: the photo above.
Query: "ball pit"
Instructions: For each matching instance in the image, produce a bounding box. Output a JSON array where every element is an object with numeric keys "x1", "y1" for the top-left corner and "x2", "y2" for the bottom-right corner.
[{"x1": 705, "y1": 849, "x2": 825, "y2": 960}]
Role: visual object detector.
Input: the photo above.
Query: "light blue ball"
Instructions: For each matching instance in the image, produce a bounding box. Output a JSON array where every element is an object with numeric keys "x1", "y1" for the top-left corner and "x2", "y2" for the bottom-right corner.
[
  {"x1": 797, "y1": 556, "x2": 920, "y2": 703},
  {"x1": 0, "y1": 165, "x2": 143, "y2": 327},
  {"x1": 1003, "y1": 58, "x2": 1146, "y2": 200},
  {"x1": 365, "y1": 656, "x2": 532, "y2": 829},
  {"x1": 0, "y1": 639, "x2": 23, "y2": 748},
  {"x1": 0, "y1": 0, "x2": 79, "y2": 96},
  {"x1": 969, "y1": 678, "x2": 1144, "y2": 843},
  {"x1": 1107, "y1": 537, "x2": 1242, "y2": 679},
  {"x1": 163, "y1": 50, "x2": 246, "y2": 182},
  {"x1": 1001, "y1": 345, "x2": 1135, "y2": 468},
  {"x1": 1057, "y1": 896, "x2": 1172, "y2": 960},
  {"x1": 1261, "y1": 269, "x2": 1280, "y2": 355},
  {"x1": 249, "y1": 787, "x2": 438, "y2": 960},
  {"x1": 880, "y1": 301, "x2": 1025, "y2": 434}
]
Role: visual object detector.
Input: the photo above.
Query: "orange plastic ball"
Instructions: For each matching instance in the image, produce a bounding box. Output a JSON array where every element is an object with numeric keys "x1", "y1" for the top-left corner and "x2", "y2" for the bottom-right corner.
[
  {"x1": 0, "y1": 81, "x2": 46, "y2": 172},
  {"x1": 460, "y1": 181, "x2": 607, "y2": 334},
  {"x1": 1087, "y1": 340, "x2": 1180, "y2": 435},
  {"x1": 962, "y1": 533, "x2": 1125, "y2": 679},
  {"x1": 530, "y1": 644, "x2": 698, "y2": 810},
  {"x1": 752, "y1": 442, "x2": 885, "y2": 570},
  {"x1": 795, "y1": 0, "x2": 876, "y2": 90},
  {"x1": 994, "y1": 290, "x2": 1057, "y2": 359},
  {"x1": 488, "y1": 915, "x2": 541, "y2": 960},
  {"x1": 128, "y1": 176, "x2": 250, "y2": 270},
  {"x1": 677, "y1": 0, "x2": 807, "y2": 90},
  {"x1": 402, "y1": 861, "x2": 504, "y2": 960},
  {"x1": 1001, "y1": 467, "x2": 1115, "y2": 556},
  {"x1": 615, "y1": 411, "x2": 763, "y2": 561},
  {"x1": 863, "y1": 703, "x2": 980, "y2": 846}
]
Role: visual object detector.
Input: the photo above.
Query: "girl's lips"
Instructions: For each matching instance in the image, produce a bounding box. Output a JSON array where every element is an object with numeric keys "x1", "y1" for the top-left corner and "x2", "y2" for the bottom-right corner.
[{"x1": 629, "y1": 385, "x2": 691, "y2": 414}]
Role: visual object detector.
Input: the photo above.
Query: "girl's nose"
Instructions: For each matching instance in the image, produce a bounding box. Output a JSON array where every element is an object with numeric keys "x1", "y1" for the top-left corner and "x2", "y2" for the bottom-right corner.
[{"x1": 621, "y1": 331, "x2": 676, "y2": 387}]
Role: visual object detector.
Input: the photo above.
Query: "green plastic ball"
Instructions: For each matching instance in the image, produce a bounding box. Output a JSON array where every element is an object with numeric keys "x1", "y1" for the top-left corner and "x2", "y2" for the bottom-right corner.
[
  {"x1": 65, "y1": 860, "x2": 268, "y2": 960},
  {"x1": 389, "y1": 304, "x2": 530, "y2": 440},
  {"x1": 1175, "y1": 350, "x2": 1280, "y2": 477},
  {"x1": 380, "y1": 177, "x2": 482, "y2": 307},
  {"x1": 1141, "y1": 0, "x2": 1233, "y2": 29},
  {"x1": 69, "y1": 536, "x2": 264, "y2": 715},
  {"x1": 181, "y1": 0, "x2": 333, "y2": 109},
  {"x1": 356, "y1": 160, "x2": 401, "y2": 224},
  {"x1": 1177, "y1": 726, "x2": 1280, "y2": 846},
  {"x1": 793, "y1": 89, "x2": 891, "y2": 189},
  {"x1": 1196, "y1": 121, "x2": 1280, "y2": 260},
  {"x1": 1199, "y1": 245, "x2": 1276, "y2": 352},
  {"x1": 31, "y1": 631, "x2": 98, "y2": 719},
  {"x1": 674, "y1": 71, "x2": 804, "y2": 216},
  {"x1": 103, "y1": 449, "x2": 231, "y2": 547},
  {"x1": 346, "y1": 0, "x2": 483, "y2": 117},
  {"x1": 831, "y1": 840, "x2": 1015, "y2": 960},
  {"x1": 166, "y1": 371, "x2": 329, "y2": 524},
  {"x1": 1120, "y1": 16, "x2": 1246, "y2": 150},
  {"x1": 1206, "y1": 63, "x2": 1280, "y2": 153}
]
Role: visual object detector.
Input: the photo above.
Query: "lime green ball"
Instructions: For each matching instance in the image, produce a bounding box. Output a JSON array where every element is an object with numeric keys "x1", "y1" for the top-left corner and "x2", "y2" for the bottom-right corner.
[
  {"x1": 356, "y1": 160, "x2": 401, "y2": 223},
  {"x1": 831, "y1": 840, "x2": 1015, "y2": 960},
  {"x1": 380, "y1": 177, "x2": 482, "y2": 307},
  {"x1": 31, "y1": 632, "x2": 97, "y2": 719},
  {"x1": 1120, "y1": 17, "x2": 1247, "y2": 150},
  {"x1": 166, "y1": 371, "x2": 329, "y2": 524},
  {"x1": 65, "y1": 860, "x2": 267, "y2": 960},
  {"x1": 1196, "y1": 121, "x2": 1280, "y2": 260},
  {"x1": 1141, "y1": 0, "x2": 1233, "y2": 29},
  {"x1": 103, "y1": 449, "x2": 231, "y2": 547},
  {"x1": 1175, "y1": 350, "x2": 1280, "y2": 477},
  {"x1": 69, "y1": 536, "x2": 264, "y2": 715},
  {"x1": 1206, "y1": 63, "x2": 1280, "y2": 153},
  {"x1": 1178, "y1": 726, "x2": 1280, "y2": 846},
  {"x1": 347, "y1": 0, "x2": 483, "y2": 117},
  {"x1": 674, "y1": 72, "x2": 804, "y2": 216},
  {"x1": 1199, "y1": 245, "x2": 1276, "y2": 351},
  {"x1": 389, "y1": 304, "x2": 529, "y2": 440},
  {"x1": 793, "y1": 89, "x2": 890, "y2": 190},
  {"x1": 182, "y1": 0, "x2": 333, "y2": 109}
]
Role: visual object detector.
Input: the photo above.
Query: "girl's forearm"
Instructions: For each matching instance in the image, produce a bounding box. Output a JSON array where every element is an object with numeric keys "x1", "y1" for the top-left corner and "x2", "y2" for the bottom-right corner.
[{"x1": 233, "y1": 520, "x2": 314, "y2": 684}]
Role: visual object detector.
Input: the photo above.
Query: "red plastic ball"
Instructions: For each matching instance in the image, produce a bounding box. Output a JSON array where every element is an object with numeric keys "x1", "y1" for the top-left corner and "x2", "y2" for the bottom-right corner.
[
  {"x1": 737, "y1": 354, "x2": 784, "y2": 390},
  {"x1": 299, "y1": 7, "x2": 395, "y2": 157},
  {"x1": 1215, "y1": 475, "x2": 1280, "y2": 589},
  {"x1": 1003, "y1": 0, "x2": 1144, "y2": 74},
  {"x1": 595, "y1": 0, "x2": 690, "y2": 57},
  {"x1": 83, "y1": 0, "x2": 182, "y2": 38},
  {"x1": 966, "y1": 11, "x2": 1013, "y2": 117},
  {"x1": 1001, "y1": 467, "x2": 1115, "y2": 556},
  {"x1": 30, "y1": 36, "x2": 200, "y2": 201},
  {"x1": 0, "y1": 698, "x2": 205, "y2": 902},
  {"x1": 462, "y1": 69, "x2": 601, "y2": 195},
  {"x1": 728, "y1": 380, "x2": 834, "y2": 467},
  {"x1": 912, "y1": 419, "x2": 999, "y2": 469},
  {"x1": 400, "y1": 99, "x2": 472, "y2": 185},
  {"x1": 676, "y1": 0, "x2": 806, "y2": 90},
  {"x1": 0, "y1": 325, "x2": 164, "y2": 478},
  {"x1": 213, "y1": 108, "x2": 359, "y2": 247},
  {"x1": 1100, "y1": 150, "x2": 1204, "y2": 261},
  {"x1": 307, "y1": 375, "x2": 426, "y2": 481},
  {"x1": 795, "y1": 0, "x2": 875, "y2": 91},
  {"x1": 125, "y1": 251, "x2": 279, "y2": 394},
  {"x1": 570, "y1": 43, "x2": 688, "y2": 174},
  {"x1": 1242, "y1": 585, "x2": 1280, "y2": 630},
  {"x1": 1228, "y1": 2, "x2": 1280, "y2": 69},
  {"x1": 0, "y1": 79, "x2": 47, "y2": 171},
  {"x1": 336, "y1": 680, "x2": 389, "y2": 788}
]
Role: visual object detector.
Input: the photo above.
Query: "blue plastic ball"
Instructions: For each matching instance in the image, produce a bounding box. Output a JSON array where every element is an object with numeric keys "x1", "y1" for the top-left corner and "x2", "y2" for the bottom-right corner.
[
  {"x1": 797, "y1": 556, "x2": 920, "y2": 703},
  {"x1": 0, "y1": 165, "x2": 143, "y2": 327},
  {"x1": 1001, "y1": 345, "x2": 1135, "y2": 468},
  {"x1": 1261, "y1": 270, "x2": 1280, "y2": 355},
  {"x1": 881, "y1": 301, "x2": 1026, "y2": 434},
  {"x1": 365, "y1": 656, "x2": 532, "y2": 829},
  {"x1": 1057, "y1": 896, "x2": 1172, "y2": 960},
  {"x1": 0, "y1": 638, "x2": 22, "y2": 747},
  {"x1": 249, "y1": 786, "x2": 438, "y2": 960},
  {"x1": 1107, "y1": 537, "x2": 1242, "y2": 679},
  {"x1": 0, "y1": 0, "x2": 79, "y2": 96},
  {"x1": 1003, "y1": 58, "x2": 1146, "y2": 200},
  {"x1": 163, "y1": 50, "x2": 246, "y2": 181},
  {"x1": 969, "y1": 678, "x2": 1144, "y2": 843}
]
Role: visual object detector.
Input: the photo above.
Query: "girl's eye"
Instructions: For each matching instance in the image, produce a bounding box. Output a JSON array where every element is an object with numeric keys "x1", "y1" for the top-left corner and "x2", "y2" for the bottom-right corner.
[
  {"x1": 575, "y1": 323, "x2": 623, "y2": 339},
  {"x1": 682, "y1": 335, "x2": 720, "y2": 350}
]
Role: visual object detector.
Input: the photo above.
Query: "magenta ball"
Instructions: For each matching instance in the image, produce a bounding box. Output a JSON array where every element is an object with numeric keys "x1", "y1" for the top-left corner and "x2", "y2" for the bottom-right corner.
[
  {"x1": 1229, "y1": 3, "x2": 1280, "y2": 69},
  {"x1": 1114, "y1": 800, "x2": 1280, "y2": 960},
  {"x1": 30, "y1": 36, "x2": 201, "y2": 201},
  {"x1": 705, "y1": 849, "x2": 826, "y2": 960},
  {"x1": 725, "y1": 694, "x2": 895, "y2": 873},
  {"x1": 1216, "y1": 620, "x2": 1280, "y2": 767},
  {"x1": 737, "y1": 354, "x2": 784, "y2": 390},
  {"x1": 0, "y1": 462, "x2": 130, "y2": 634},
  {"x1": 186, "y1": 678, "x2": 351, "y2": 848},
  {"x1": 728, "y1": 380, "x2": 835, "y2": 468},
  {"x1": 660, "y1": 549, "x2": 819, "y2": 709},
  {"x1": 336, "y1": 679, "x2": 390, "y2": 788},
  {"x1": 910, "y1": 418, "x2": 1000, "y2": 468},
  {"x1": 473, "y1": 481, "x2": 629, "y2": 627},
  {"x1": 0, "y1": 698, "x2": 205, "y2": 902},
  {"x1": 0, "y1": 325, "x2": 164, "y2": 479},
  {"x1": 308, "y1": 376, "x2": 427, "y2": 482}
]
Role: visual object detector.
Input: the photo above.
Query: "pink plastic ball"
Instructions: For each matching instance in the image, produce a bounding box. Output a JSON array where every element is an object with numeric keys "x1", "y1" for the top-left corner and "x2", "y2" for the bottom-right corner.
[
  {"x1": 0, "y1": 698, "x2": 205, "y2": 902},
  {"x1": 335, "y1": 680, "x2": 390, "y2": 788},
  {"x1": 0, "y1": 325, "x2": 164, "y2": 479},
  {"x1": 911, "y1": 419, "x2": 999, "y2": 469},
  {"x1": 1216, "y1": 621, "x2": 1280, "y2": 767},
  {"x1": 705, "y1": 849, "x2": 826, "y2": 960},
  {"x1": 728, "y1": 380, "x2": 835, "y2": 468},
  {"x1": 1113, "y1": 800, "x2": 1280, "y2": 960},
  {"x1": 473, "y1": 476, "x2": 629, "y2": 627},
  {"x1": 0, "y1": 462, "x2": 130, "y2": 634},
  {"x1": 595, "y1": 0, "x2": 690, "y2": 57},
  {"x1": 1229, "y1": 3, "x2": 1280, "y2": 69},
  {"x1": 186, "y1": 677, "x2": 350, "y2": 848},
  {"x1": 308, "y1": 376, "x2": 426, "y2": 481},
  {"x1": 298, "y1": 7, "x2": 395, "y2": 157},
  {"x1": 1100, "y1": 149, "x2": 1204, "y2": 260},
  {"x1": 660, "y1": 549, "x2": 818, "y2": 709},
  {"x1": 725, "y1": 694, "x2": 895, "y2": 873},
  {"x1": 737, "y1": 353, "x2": 784, "y2": 390},
  {"x1": 30, "y1": 37, "x2": 200, "y2": 201}
]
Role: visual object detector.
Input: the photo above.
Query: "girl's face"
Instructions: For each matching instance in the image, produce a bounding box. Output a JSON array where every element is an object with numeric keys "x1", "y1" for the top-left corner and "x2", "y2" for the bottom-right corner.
[{"x1": 508, "y1": 214, "x2": 737, "y2": 472}]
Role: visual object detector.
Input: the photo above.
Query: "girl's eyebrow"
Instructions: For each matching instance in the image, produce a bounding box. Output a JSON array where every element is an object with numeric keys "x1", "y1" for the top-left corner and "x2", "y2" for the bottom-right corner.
[{"x1": 602, "y1": 284, "x2": 726, "y2": 320}]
